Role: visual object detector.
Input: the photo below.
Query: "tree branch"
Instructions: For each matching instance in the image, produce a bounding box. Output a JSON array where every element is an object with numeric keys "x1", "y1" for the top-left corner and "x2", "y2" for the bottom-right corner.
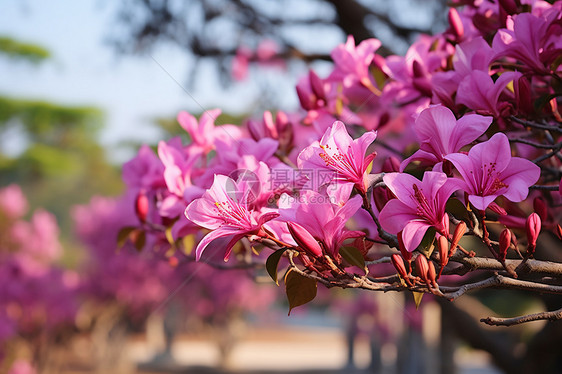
[{"x1": 480, "y1": 307, "x2": 562, "y2": 326}]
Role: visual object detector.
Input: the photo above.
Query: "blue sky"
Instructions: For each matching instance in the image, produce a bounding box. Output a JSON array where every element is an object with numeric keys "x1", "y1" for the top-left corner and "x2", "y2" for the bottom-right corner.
[{"x1": 0, "y1": 0, "x2": 302, "y2": 161}]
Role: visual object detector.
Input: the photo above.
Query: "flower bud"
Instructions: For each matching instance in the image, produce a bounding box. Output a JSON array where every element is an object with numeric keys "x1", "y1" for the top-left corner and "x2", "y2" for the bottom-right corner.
[
  {"x1": 397, "y1": 231, "x2": 412, "y2": 262},
  {"x1": 287, "y1": 222, "x2": 323, "y2": 257},
  {"x1": 391, "y1": 254, "x2": 408, "y2": 280},
  {"x1": 296, "y1": 85, "x2": 314, "y2": 111},
  {"x1": 441, "y1": 213, "x2": 450, "y2": 238},
  {"x1": 373, "y1": 186, "x2": 390, "y2": 212},
  {"x1": 135, "y1": 190, "x2": 149, "y2": 223},
  {"x1": 382, "y1": 156, "x2": 400, "y2": 173},
  {"x1": 499, "y1": 228, "x2": 511, "y2": 261},
  {"x1": 450, "y1": 221, "x2": 467, "y2": 256},
  {"x1": 276, "y1": 112, "x2": 294, "y2": 153},
  {"x1": 488, "y1": 202, "x2": 507, "y2": 216},
  {"x1": 309, "y1": 70, "x2": 326, "y2": 103},
  {"x1": 262, "y1": 111, "x2": 278, "y2": 139},
  {"x1": 515, "y1": 76, "x2": 533, "y2": 116},
  {"x1": 438, "y1": 235, "x2": 449, "y2": 268},
  {"x1": 533, "y1": 197, "x2": 548, "y2": 222},
  {"x1": 427, "y1": 261, "x2": 437, "y2": 288},
  {"x1": 415, "y1": 254, "x2": 429, "y2": 283},
  {"x1": 525, "y1": 213, "x2": 541, "y2": 254},
  {"x1": 412, "y1": 60, "x2": 426, "y2": 78},
  {"x1": 448, "y1": 8, "x2": 464, "y2": 39},
  {"x1": 510, "y1": 229, "x2": 519, "y2": 248}
]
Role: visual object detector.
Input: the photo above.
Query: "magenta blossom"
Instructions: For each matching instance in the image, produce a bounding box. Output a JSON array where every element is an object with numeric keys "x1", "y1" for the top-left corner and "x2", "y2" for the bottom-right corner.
[
  {"x1": 298, "y1": 121, "x2": 377, "y2": 193},
  {"x1": 400, "y1": 105, "x2": 492, "y2": 171},
  {"x1": 380, "y1": 172, "x2": 459, "y2": 252},
  {"x1": 185, "y1": 175, "x2": 278, "y2": 261},
  {"x1": 456, "y1": 70, "x2": 522, "y2": 118},
  {"x1": 444, "y1": 133, "x2": 541, "y2": 211},
  {"x1": 177, "y1": 109, "x2": 243, "y2": 154},
  {"x1": 329, "y1": 35, "x2": 381, "y2": 92},
  {"x1": 492, "y1": 11, "x2": 562, "y2": 73},
  {"x1": 277, "y1": 188, "x2": 364, "y2": 257}
]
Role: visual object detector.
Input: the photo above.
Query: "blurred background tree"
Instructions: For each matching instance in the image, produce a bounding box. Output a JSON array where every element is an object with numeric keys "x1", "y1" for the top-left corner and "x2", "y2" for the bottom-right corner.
[
  {"x1": 0, "y1": 37, "x2": 123, "y2": 260},
  {"x1": 110, "y1": 0, "x2": 447, "y2": 87}
]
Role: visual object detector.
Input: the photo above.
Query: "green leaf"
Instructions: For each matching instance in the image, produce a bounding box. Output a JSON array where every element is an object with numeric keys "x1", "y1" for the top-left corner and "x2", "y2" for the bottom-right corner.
[
  {"x1": 0, "y1": 37, "x2": 50, "y2": 63},
  {"x1": 417, "y1": 227, "x2": 436, "y2": 258},
  {"x1": 117, "y1": 226, "x2": 136, "y2": 248},
  {"x1": 266, "y1": 248, "x2": 287, "y2": 286},
  {"x1": 340, "y1": 246, "x2": 367, "y2": 273},
  {"x1": 446, "y1": 198, "x2": 469, "y2": 222},
  {"x1": 285, "y1": 269, "x2": 317, "y2": 315},
  {"x1": 412, "y1": 291, "x2": 424, "y2": 310}
]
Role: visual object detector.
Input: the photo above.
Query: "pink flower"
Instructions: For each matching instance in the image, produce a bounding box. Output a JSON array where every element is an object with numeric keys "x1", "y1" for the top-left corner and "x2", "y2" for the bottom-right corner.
[
  {"x1": 444, "y1": 133, "x2": 540, "y2": 211},
  {"x1": 0, "y1": 184, "x2": 28, "y2": 219},
  {"x1": 278, "y1": 188, "x2": 364, "y2": 257},
  {"x1": 177, "y1": 109, "x2": 243, "y2": 154},
  {"x1": 431, "y1": 37, "x2": 494, "y2": 104},
  {"x1": 380, "y1": 172, "x2": 458, "y2": 252},
  {"x1": 456, "y1": 70, "x2": 522, "y2": 118},
  {"x1": 185, "y1": 175, "x2": 278, "y2": 261},
  {"x1": 400, "y1": 105, "x2": 492, "y2": 171},
  {"x1": 122, "y1": 145, "x2": 166, "y2": 190},
  {"x1": 329, "y1": 35, "x2": 381, "y2": 93},
  {"x1": 492, "y1": 11, "x2": 562, "y2": 73},
  {"x1": 297, "y1": 121, "x2": 377, "y2": 193}
]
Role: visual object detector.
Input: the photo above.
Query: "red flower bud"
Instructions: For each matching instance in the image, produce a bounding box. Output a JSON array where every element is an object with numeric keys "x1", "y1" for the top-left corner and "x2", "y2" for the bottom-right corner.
[
  {"x1": 135, "y1": 191, "x2": 149, "y2": 223},
  {"x1": 450, "y1": 222, "x2": 467, "y2": 256},
  {"x1": 415, "y1": 255, "x2": 429, "y2": 283},
  {"x1": 525, "y1": 213, "x2": 541, "y2": 254},
  {"x1": 533, "y1": 197, "x2": 548, "y2": 222},
  {"x1": 448, "y1": 8, "x2": 464, "y2": 39},
  {"x1": 391, "y1": 254, "x2": 408, "y2": 280},
  {"x1": 397, "y1": 231, "x2": 412, "y2": 262},
  {"x1": 441, "y1": 213, "x2": 450, "y2": 237},
  {"x1": 287, "y1": 222, "x2": 323, "y2": 257},
  {"x1": 488, "y1": 202, "x2": 507, "y2": 216},
  {"x1": 499, "y1": 228, "x2": 511, "y2": 261},
  {"x1": 438, "y1": 235, "x2": 449, "y2": 268},
  {"x1": 427, "y1": 261, "x2": 437, "y2": 288}
]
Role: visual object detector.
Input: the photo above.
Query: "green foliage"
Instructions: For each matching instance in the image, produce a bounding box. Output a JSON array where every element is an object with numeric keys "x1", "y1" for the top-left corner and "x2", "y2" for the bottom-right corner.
[
  {"x1": 0, "y1": 96, "x2": 103, "y2": 145},
  {"x1": 0, "y1": 36, "x2": 50, "y2": 63}
]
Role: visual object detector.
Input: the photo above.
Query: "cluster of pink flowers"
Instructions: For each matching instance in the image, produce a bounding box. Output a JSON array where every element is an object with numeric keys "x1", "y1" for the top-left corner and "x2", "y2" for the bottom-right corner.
[
  {"x1": 0, "y1": 185, "x2": 79, "y2": 372},
  {"x1": 120, "y1": 0, "x2": 561, "y2": 308},
  {"x1": 73, "y1": 192, "x2": 275, "y2": 322}
]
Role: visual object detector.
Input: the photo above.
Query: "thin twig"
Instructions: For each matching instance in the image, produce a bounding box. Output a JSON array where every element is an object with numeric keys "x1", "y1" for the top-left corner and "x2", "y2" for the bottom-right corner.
[
  {"x1": 443, "y1": 274, "x2": 562, "y2": 300},
  {"x1": 481, "y1": 307, "x2": 562, "y2": 326}
]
